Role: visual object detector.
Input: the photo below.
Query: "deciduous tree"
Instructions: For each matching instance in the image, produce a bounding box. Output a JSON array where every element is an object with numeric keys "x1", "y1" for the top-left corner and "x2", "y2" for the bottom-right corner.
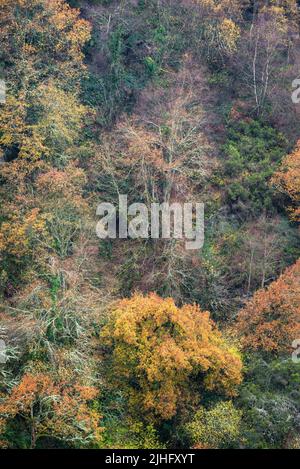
[
  {"x1": 236, "y1": 259, "x2": 300, "y2": 353},
  {"x1": 272, "y1": 141, "x2": 300, "y2": 222},
  {"x1": 0, "y1": 372, "x2": 102, "y2": 448},
  {"x1": 101, "y1": 293, "x2": 242, "y2": 422}
]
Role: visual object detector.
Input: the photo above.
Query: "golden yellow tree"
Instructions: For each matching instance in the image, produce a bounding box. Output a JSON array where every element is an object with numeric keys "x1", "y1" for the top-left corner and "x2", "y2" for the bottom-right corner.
[
  {"x1": 101, "y1": 293, "x2": 242, "y2": 422},
  {"x1": 0, "y1": 0, "x2": 91, "y2": 163},
  {"x1": 0, "y1": 0, "x2": 91, "y2": 89}
]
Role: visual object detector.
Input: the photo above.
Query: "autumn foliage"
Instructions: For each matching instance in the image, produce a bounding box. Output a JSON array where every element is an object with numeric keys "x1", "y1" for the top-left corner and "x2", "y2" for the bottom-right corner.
[
  {"x1": 101, "y1": 293, "x2": 242, "y2": 422},
  {"x1": 0, "y1": 372, "x2": 102, "y2": 448},
  {"x1": 1, "y1": 0, "x2": 300, "y2": 450},
  {"x1": 236, "y1": 259, "x2": 300, "y2": 353},
  {"x1": 0, "y1": 0, "x2": 91, "y2": 163},
  {"x1": 272, "y1": 141, "x2": 300, "y2": 222}
]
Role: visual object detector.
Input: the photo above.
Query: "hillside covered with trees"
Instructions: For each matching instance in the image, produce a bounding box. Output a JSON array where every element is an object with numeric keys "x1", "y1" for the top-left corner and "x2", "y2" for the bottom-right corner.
[{"x1": 0, "y1": 0, "x2": 300, "y2": 449}]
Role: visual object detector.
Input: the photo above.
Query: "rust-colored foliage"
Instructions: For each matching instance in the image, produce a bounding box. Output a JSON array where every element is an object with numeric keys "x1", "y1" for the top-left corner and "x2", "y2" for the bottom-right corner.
[
  {"x1": 272, "y1": 141, "x2": 300, "y2": 222},
  {"x1": 101, "y1": 293, "x2": 242, "y2": 422},
  {"x1": 0, "y1": 372, "x2": 102, "y2": 448},
  {"x1": 236, "y1": 259, "x2": 300, "y2": 353}
]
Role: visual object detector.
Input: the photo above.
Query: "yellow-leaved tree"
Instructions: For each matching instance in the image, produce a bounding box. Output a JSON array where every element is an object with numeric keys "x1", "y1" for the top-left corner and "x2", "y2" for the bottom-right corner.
[
  {"x1": 0, "y1": 0, "x2": 91, "y2": 163},
  {"x1": 0, "y1": 372, "x2": 102, "y2": 449},
  {"x1": 101, "y1": 293, "x2": 242, "y2": 423}
]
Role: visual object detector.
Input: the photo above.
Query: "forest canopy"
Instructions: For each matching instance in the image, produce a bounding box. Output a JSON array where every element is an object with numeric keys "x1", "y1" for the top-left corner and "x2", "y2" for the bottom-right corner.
[{"x1": 0, "y1": 0, "x2": 300, "y2": 450}]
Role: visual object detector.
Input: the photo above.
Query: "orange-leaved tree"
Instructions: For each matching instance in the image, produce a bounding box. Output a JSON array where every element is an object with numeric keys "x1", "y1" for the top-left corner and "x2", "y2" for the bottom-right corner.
[
  {"x1": 100, "y1": 293, "x2": 242, "y2": 423},
  {"x1": 235, "y1": 259, "x2": 300, "y2": 353},
  {"x1": 272, "y1": 141, "x2": 300, "y2": 222},
  {"x1": 0, "y1": 372, "x2": 102, "y2": 448}
]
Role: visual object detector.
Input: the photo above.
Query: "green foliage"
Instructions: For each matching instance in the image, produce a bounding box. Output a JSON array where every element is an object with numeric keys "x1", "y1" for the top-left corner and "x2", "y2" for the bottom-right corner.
[
  {"x1": 239, "y1": 356, "x2": 300, "y2": 448},
  {"x1": 221, "y1": 119, "x2": 288, "y2": 215},
  {"x1": 184, "y1": 401, "x2": 242, "y2": 448},
  {"x1": 100, "y1": 418, "x2": 163, "y2": 449},
  {"x1": 82, "y1": 0, "x2": 188, "y2": 126}
]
